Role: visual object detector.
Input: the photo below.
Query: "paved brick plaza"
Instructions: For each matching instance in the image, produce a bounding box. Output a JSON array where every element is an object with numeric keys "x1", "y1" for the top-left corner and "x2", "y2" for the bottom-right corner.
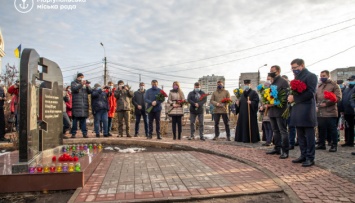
[{"x1": 74, "y1": 151, "x2": 281, "y2": 202}]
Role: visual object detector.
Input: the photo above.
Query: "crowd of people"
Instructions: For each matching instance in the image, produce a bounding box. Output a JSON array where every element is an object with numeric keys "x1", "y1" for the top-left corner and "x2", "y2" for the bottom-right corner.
[{"x1": 3, "y1": 58, "x2": 355, "y2": 168}]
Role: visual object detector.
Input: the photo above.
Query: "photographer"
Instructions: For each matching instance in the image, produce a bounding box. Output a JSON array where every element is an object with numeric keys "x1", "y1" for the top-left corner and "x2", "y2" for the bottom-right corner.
[
  {"x1": 70, "y1": 73, "x2": 92, "y2": 138},
  {"x1": 114, "y1": 80, "x2": 134, "y2": 137}
]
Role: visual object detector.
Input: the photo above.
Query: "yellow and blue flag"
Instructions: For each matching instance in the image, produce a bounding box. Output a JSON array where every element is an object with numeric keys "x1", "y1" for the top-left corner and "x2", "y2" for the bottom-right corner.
[{"x1": 14, "y1": 44, "x2": 21, "y2": 58}]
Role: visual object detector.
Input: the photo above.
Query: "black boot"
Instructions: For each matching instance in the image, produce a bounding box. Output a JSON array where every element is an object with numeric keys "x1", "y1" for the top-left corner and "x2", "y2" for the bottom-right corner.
[
  {"x1": 157, "y1": 134, "x2": 162, "y2": 140},
  {"x1": 266, "y1": 149, "x2": 281, "y2": 155},
  {"x1": 178, "y1": 133, "x2": 181, "y2": 140},
  {"x1": 226, "y1": 136, "x2": 231, "y2": 141},
  {"x1": 329, "y1": 145, "x2": 337, "y2": 152},
  {"x1": 173, "y1": 134, "x2": 176, "y2": 140},
  {"x1": 315, "y1": 145, "x2": 326, "y2": 150},
  {"x1": 279, "y1": 149, "x2": 289, "y2": 159}
]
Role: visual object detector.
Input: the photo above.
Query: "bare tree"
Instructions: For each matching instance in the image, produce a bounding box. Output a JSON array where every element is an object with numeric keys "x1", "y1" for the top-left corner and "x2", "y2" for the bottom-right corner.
[{"x1": 0, "y1": 63, "x2": 19, "y2": 87}]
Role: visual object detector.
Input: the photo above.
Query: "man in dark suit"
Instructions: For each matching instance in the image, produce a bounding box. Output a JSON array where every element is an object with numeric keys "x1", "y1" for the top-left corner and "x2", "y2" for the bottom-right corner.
[
  {"x1": 266, "y1": 65, "x2": 290, "y2": 159},
  {"x1": 288, "y1": 59, "x2": 318, "y2": 167}
]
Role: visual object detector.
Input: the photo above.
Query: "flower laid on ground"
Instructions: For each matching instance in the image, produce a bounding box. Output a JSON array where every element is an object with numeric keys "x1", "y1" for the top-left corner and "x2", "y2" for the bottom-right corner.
[
  {"x1": 233, "y1": 88, "x2": 243, "y2": 99},
  {"x1": 146, "y1": 90, "x2": 168, "y2": 113},
  {"x1": 282, "y1": 80, "x2": 307, "y2": 119},
  {"x1": 323, "y1": 91, "x2": 337, "y2": 103}
]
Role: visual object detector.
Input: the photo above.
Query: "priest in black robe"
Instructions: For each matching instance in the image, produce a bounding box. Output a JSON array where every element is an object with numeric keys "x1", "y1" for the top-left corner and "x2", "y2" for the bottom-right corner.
[{"x1": 235, "y1": 80, "x2": 260, "y2": 143}]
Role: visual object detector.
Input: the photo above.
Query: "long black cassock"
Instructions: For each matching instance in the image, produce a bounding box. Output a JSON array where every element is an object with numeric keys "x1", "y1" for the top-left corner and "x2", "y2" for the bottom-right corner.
[{"x1": 235, "y1": 88, "x2": 260, "y2": 143}]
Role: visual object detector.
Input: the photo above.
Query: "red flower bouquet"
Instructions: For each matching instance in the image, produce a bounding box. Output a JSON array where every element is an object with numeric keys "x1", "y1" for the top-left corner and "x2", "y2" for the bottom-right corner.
[
  {"x1": 290, "y1": 80, "x2": 307, "y2": 94},
  {"x1": 324, "y1": 91, "x2": 337, "y2": 103},
  {"x1": 199, "y1": 94, "x2": 209, "y2": 101},
  {"x1": 221, "y1": 98, "x2": 233, "y2": 105},
  {"x1": 168, "y1": 99, "x2": 188, "y2": 113},
  {"x1": 282, "y1": 79, "x2": 307, "y2": 119},
  {"x1": 146, "y1": 90, "x2": 168, "y2": 113}
]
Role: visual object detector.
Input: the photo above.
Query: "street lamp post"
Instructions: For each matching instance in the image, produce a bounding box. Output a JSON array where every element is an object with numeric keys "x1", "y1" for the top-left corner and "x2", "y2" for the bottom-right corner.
[
  {"x1": 100, "y1": 42, "x2": 107, "y2": 85},
  {"x1": 257, "y1": 64, "x2": 268, "y2": 85}
]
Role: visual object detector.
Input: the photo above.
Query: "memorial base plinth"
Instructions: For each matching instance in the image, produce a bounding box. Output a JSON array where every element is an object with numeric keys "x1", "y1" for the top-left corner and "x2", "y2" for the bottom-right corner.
[{"x1": 0, "y1": 146, "x2": 102, "y2": 193}]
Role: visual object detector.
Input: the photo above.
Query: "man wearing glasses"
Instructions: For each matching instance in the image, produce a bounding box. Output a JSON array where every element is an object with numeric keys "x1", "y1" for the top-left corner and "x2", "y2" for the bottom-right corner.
[{"x1": 288, "y1": 59, "x2": 317, "y2": 167}]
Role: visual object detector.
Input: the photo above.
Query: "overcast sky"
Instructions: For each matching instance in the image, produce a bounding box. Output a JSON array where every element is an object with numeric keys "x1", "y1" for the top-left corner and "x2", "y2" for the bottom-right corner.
[{"x1": 1, "y1": 0, "x2": 355, "y2": 95}]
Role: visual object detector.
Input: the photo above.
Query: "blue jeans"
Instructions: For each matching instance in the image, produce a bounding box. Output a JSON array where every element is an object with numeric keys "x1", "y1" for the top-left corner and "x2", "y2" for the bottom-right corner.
[
  {"x1": 135, "y1": 110, "x2": 148, "y2": 136},
  {"x1": 287, "y1": 116, "x2": 297, "y2": 146},
  {"x1": 63, "y1": 112, "x2": 71, "y2": 134},
  {"x1": 94, "y1": 110, "x2": 108, "y2": 135},
  {"x1": 71, "y1": 117, "x2": 87, "y2": 136},
  {"x1": 148, "y1": 111, "x2": 161, "y2": 136},
  {"x1": 190, "y1": 113, "x2": 204, "y2": 137},
  {"x1": 108, "y1": 117, "x2": 113, "y2": 133}
]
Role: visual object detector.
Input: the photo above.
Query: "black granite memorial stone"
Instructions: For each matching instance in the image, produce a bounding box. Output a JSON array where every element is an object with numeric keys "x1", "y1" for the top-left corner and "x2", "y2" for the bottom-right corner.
[{"x1": 18, "y1": 48, "x2": 63, "y2": 162}]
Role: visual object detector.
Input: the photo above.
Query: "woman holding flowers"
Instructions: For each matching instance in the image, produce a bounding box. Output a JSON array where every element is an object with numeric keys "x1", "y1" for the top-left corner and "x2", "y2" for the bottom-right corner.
[
  {"x1": 235, "y1": 79, "x2": 260, "y2": 143},
  {"x1": 168, "y1": 81, "x2": 185, "y2": 140}
]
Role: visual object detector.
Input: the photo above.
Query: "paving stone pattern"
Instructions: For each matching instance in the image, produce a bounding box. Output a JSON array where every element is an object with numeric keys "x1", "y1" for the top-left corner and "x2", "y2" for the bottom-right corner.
[{"x1": 75, "y1": 151, "x2": 280, "y2": 202}]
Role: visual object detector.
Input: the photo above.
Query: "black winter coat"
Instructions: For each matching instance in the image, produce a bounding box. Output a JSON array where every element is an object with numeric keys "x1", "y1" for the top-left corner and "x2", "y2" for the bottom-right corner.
[
  {"x1": 132, "y1": 89, "x2": 146, "y2": 115},
  {"x1": 268, "y1": 75, "x2": 289, "y2": 118},
  {"x1": 187, "y1": 90, "x2": 207, "y2": 114},
  {"x1": 71, "y1": 79, "x2": 92, "y2": 118},
  {"x1": 342, "y1": 86, "x2": 355, "y2": 115},
  {"x1": 289, "y1": 68, "x2": 318, "y2": 127},
  {"x1": 91, "y1": 89, "x2": 109, "y2": 114}
]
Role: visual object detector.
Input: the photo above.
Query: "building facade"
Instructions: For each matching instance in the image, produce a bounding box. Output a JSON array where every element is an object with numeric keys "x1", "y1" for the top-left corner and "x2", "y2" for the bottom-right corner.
[
  {"x1": 198, "y1": 74, "x2": 225, "y2": 104},
  {"x1": 238, "y1": 72, "x2": 258, "y2": 88},
  {"x1": 330, "y1": 67, "x2": 355, "y2": 82}
]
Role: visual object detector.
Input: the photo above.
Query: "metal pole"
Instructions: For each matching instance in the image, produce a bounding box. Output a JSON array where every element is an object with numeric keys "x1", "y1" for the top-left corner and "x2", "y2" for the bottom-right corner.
[{"x1": 104, "y1": 56, "x2": 107, "y2": 85}]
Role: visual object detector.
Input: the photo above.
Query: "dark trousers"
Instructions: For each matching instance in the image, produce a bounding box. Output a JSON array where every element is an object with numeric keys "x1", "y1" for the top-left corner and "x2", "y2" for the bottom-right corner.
[
  {"x1": 63, "y1": 112, "x2": 71, "y2": 134},
  {"x1": 171, "y1": 116, "x2": 182, "y2": 139},
  {"x1": 71, "y1": 116, "x2": 87, "y2": 136},
  {"x1": 344, "y1": 114, "x2": 354, "y2": 146},
  {"x1": 317, "y1": 117, "x2": 338, "y2": 146},
  {"x1": 108, "y1": 117, "x2": 113, "y2": 133},
  {"x1": 148, "y1": 111, "x2": 161, "y2": 137},
  {"x1": 262, "y1": 121, "x2": 273, "y2": 143},
  {"x1": 0, "y1": 108, "x2": 5, "y2": 138},
  {"x1": 135, "y1": 110, "x2": 149, "y2": 136},
  {"x1": 287, "y1": 117, "x2": 297, "y2": 146},
  {"x1": 297, "y1": 127, "x2": 315, "y2": 161},
  {"x1": 214, "y1": 114, "x2": 230, "y2": 137},
  {"x1": 270, "y1": 117, "x2": 289, "y2": 152}
]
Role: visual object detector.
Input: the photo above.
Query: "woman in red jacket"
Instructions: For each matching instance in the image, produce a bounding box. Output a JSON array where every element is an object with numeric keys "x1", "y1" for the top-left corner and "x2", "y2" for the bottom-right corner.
[
  {"x1": 65, "y1": 86, "x2": 73, "y2": 120},
  {"x1": 106, "y1": 81, "x2": 116, "y2": 136}
]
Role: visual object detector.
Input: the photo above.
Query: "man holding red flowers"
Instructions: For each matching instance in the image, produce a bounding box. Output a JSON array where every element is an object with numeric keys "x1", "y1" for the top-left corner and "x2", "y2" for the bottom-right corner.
[
  {"x1": 315, "y1": 70, "x2": 341, "y2": 152},
  {"x1": 288, "y1": 59, "x2": 318, "y2": 167}
]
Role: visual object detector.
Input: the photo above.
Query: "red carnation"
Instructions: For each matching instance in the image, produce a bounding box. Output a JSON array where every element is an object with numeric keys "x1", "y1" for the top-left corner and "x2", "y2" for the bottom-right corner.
[
  {"x1": 290, "y1": 80, "x2": 307, "y2": 94},
  {"x1": 324, "y1": 91, "x2": 337, "y2": 103},
  {"x1": 73, "y1": 156, "x2": 79, "y2": 162},
  {"x1": 52, "y1": 156, "x2": 56, "y2": 162}
]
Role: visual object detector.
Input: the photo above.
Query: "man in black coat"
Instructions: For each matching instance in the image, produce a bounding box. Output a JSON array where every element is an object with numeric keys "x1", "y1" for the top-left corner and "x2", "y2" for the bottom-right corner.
[
  {"x1": 341, "y1": 75, "x2": 355, "y2": 148},
  {"x1": 288, "y1": 59, "x2": 318, "y2": 167},
  {"x1": 235, "y1": 80, "x2": 260, "y2": 143},
  {"x1": 266, "y1": 66, "x2": 290, "y2": 159},
  {"x1": 187, "y1": 82, "x2": 207, "y2": 141},
  {"x1": 70, "y1": 73, "x2": 92, "y2": 138},
  {"x1": 132, "y1": 82, "x2": 148, "y2": 137}
]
